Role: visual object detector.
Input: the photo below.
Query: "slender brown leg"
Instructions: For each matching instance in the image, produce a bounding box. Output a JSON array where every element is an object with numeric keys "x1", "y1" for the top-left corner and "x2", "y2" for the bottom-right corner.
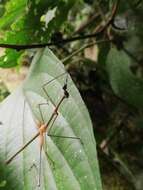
[
  {"x1": 42, "y1": 86, "x2": 57, "y2": 107},
  {"x1": 48, "y1": 134, "x2": 83, "y2": 144},
  {"x1": 47, "y1": 112, "x2": 83, "y2": 144},
  {"x1": 47, "y1": 113, "x2": 58, "y2": 134},
  {"x1": 29, "y1": 162, "x2": 38, "y2": 172},
  {"x1": 37, "y1": 146, "x2": 42, "y2": 187},
  {"x1": 28, "y1": 163, "x2": 41, "y2": 187},
  {"x1": 38, "y1": 103, "x2": 49, "y2": 124},
  {"x1": 42, "y1": 72, "x2": 68, "y2": 107},
  {"x1": 44, "y1": 151, "x2": 55, "y2": 169},
  {"x1": 42, "y1": 72, "x2": 67, "y2": 91}
]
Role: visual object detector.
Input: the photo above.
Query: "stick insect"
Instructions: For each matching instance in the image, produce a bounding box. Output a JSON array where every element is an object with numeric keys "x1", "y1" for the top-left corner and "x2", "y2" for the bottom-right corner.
[{"x1": 6, "y1": 72, "x2": 82, "y2": 187}]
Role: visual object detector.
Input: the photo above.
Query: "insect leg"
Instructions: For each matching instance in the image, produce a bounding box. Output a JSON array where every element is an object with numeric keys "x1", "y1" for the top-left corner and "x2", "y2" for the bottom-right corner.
[
  {"x1": 38, "y1": 103, "x2": 49, "y2": 124},
  {"x1": 48, "y1": 134, "x2": 83, "y2": 145},
  {"x1": 42, "y1": 72, "x2": 69, "y2": 107},
  {"x1": 47, "y1": 113, "x2": 83, "y2": 145}
]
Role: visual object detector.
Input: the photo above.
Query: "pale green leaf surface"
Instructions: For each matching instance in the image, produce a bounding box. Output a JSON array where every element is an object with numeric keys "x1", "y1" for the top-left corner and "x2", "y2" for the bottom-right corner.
[
  {"x1": 0, "y1": 87, "x2": 60, "y2": 189},
  {"x1": 0, "y1": 47, "x2": 102, "y2": 189}
]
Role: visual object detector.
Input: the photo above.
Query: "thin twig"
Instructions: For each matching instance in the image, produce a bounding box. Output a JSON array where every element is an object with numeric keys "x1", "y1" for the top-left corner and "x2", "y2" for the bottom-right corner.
[
  {"x1": 92, "y1": 0, "x2": 120, "y2": 33},
  {"x1": 63, "y1": 39, "x2": 112, "y2": 64},
  {"x1": 73, "y1": 13, "x2": 100, "y2": 35},
  {"x1": 0, "y1": 0, "x2": 119, "y2": 51}
]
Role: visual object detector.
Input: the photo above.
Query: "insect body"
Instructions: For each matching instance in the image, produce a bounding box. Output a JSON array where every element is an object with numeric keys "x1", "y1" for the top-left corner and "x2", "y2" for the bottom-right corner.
[{"x1": 6, "y1": 72, "x2": 81, "y2": 187}]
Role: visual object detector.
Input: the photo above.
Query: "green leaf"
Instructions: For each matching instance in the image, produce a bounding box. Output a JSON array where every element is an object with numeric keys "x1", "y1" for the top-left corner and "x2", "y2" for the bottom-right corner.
[
  {"x1": 0, "y1": 0, "x2": 81, "y2": 68},
  {"x1": 0, "y1": 180, "x2": 6, "y2": 188},
  {"x1": 0, "y1": 48, "x2": 102, "y2": 189},
  {"x1": 106, "y1": 47, "x2": 143, "y2": 109},
  {"x1": 0, "y1": 0, "x2": 27, "y2": 29},
  {"x1": 0, "y1": 49, "x2": 21, "y2": 68}
]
